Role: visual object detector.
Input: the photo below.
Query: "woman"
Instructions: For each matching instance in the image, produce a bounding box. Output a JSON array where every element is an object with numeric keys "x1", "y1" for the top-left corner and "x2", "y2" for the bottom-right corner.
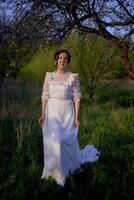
[{"x1": 38, "y1": 49, "x2": 99, "y2": 187}]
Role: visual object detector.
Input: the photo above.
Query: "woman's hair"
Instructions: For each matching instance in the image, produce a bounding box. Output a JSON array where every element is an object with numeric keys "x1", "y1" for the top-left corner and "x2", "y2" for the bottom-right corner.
[{"x1": 54, "y1": 49, "x2": 71, "y2": 64}]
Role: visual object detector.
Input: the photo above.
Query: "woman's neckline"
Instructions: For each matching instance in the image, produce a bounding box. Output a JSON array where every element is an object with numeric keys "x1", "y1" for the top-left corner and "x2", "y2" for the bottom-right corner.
[
  {"x1": 51, "y1": 71, "x2": 72, "y2": 82},
  {"x1": 53, "y1": 70, "x2": 71, "y2": 74}
]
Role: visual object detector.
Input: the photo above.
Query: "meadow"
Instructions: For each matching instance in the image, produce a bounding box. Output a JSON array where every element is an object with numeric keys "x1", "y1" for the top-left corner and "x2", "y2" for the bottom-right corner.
[{"x1": 0, "y1": 78, "x2": 134, "y2": 200}]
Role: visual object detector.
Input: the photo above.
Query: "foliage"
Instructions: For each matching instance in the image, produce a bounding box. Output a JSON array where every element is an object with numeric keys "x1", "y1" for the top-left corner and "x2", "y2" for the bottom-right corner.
[
  {"x1": 19, "y1": 46, "x2": 58, "y2": 82},
  {"x1": 19, "y1": 33, "x2": 115, "y2": 80},
  {"x1": 0, "y1": 38, "x2": 38, "y2": 82},
  {"x1": 19, "y1": 32, "x2": 131, "y2": 105},
  {"x1": 70, "y1": 32, "x2": 117, "y2": 100},
  {"x1": 96, "y1": 79, "x2": 134, "y2": 107}
]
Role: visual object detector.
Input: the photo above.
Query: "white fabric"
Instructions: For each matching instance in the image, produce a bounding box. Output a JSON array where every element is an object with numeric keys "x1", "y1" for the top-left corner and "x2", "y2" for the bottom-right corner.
[{"x1": 41, "y1": 72, "x2": 100, "y2": 186}]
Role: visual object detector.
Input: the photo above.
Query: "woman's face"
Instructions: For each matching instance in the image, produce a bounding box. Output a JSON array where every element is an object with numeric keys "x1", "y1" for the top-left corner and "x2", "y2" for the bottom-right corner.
[{"x1": 56, "y1": 53, "x2": 68, "y2": 70}]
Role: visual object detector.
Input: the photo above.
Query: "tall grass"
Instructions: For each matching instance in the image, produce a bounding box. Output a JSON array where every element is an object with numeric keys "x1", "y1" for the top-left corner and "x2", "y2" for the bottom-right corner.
[{"x1": 0, "y1": 79, "x2": 134, "y2": 200}]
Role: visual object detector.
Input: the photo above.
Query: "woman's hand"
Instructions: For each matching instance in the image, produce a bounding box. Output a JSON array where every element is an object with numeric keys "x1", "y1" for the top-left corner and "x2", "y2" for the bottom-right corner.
[
  {"x1": 38, "y1": 115, "x2": 45, "y2": 125},
  {"x1": 74, "y1": 118, "x2": 80, "y2": 128}
]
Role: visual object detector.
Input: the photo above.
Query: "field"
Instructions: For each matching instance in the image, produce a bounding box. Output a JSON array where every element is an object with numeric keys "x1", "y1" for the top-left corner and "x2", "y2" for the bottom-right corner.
[{"x1": 0, "y1": 79, "x2": 134, "y2": 200}]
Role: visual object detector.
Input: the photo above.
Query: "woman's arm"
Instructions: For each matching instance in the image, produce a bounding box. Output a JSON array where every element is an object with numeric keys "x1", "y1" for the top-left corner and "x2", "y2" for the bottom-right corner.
[
  {"x1": 39, "y1": 72, "x2": 50, "y2": 125},
  {"x1": 39, "y1": 100, "x2": 48, "y2": 125},
  {"x1": 74, "y1": 100, "x2": 80, "y2": 128},
  {"x1": 74, "y1": 100, "x2": 80, "y2": 120},
  {"x1": 41, "y1": 99, "x2": 48, "y2": 117},
  {"x1": 72, "y1": 74, "x2": 81, "y2": 128}
]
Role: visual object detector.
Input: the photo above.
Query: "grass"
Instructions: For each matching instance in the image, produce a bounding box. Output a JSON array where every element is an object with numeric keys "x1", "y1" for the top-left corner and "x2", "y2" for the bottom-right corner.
[{"x1": 0, "y1": 79, "x2": 134, "y2": 200}]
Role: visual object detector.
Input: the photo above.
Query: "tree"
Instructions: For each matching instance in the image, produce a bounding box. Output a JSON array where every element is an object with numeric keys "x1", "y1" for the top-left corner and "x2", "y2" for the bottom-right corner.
[
  {"x1": 1, "y1": 0, "x2": 134, "y2": 79},
  {"x1": 0, "y1": 3, "x2": 44, "y2": 82},
  {"x1": 73, "y1": 33, "x2": 116, "y2": 97}
]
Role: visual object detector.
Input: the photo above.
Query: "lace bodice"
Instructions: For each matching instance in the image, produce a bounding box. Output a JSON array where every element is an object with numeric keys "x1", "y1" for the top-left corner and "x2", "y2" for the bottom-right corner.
[{"x1": 41, "y1": 71, "x2": 81, "y2": 101}]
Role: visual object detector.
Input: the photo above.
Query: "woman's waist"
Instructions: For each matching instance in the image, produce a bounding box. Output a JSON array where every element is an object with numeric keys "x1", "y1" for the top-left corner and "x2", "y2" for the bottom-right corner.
[
  {"x1": 49, "y1": 96, "x2": 73, "y2": 101},
  {"x1": 49, "y1": 93, "x2": 72, "y2": 100}
]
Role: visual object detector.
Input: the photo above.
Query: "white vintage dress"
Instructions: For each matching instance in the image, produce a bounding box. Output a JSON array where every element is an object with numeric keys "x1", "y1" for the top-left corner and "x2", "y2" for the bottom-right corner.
[{"x1": 41, "y1": 71, "x2": 100, "y2": 186}]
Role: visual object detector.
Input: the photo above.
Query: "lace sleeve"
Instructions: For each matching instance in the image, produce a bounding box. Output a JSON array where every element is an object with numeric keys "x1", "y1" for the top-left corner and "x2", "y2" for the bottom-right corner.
[
  {"x1": 72, "y1": 74, "x2": 81, "y2": 101},
  {"x1": 41, "y1": 72, "x2": 51, "y2": 101}
]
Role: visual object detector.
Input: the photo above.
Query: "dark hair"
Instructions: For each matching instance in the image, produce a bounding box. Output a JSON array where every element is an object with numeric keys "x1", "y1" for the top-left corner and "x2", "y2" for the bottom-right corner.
[{"x1": 54, "y1": 49, "x2": 71, "y2": 64}]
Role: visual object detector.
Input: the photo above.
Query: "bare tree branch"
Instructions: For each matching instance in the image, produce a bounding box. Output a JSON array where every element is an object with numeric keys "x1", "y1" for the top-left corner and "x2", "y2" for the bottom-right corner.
[
  {"x1": 124, "y1": 28, "x2": 134, "y2": 39},
  {"x1": 116, "y1": 0, "x2": 134, "y2": 20},
  {"x1": 101, "y1": 19, "x2": 134, "y2": 27}
]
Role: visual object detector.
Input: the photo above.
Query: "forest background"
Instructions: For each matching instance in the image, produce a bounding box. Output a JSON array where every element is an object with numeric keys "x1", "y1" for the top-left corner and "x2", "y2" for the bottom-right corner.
[{"x1": 0, "y1": 1, "x2": 134, "y2": 200}]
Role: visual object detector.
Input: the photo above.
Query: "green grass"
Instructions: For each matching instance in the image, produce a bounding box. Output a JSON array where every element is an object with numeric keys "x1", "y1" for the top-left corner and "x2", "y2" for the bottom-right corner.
[{"x1": 0, "y1": 79, "x2": 134, "y2": 200}]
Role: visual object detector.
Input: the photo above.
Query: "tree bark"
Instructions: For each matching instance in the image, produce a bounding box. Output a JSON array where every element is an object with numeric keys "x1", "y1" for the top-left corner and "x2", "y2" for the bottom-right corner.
[{"x1": 119, "y1": 42, "x2": 134, "y2": 79}]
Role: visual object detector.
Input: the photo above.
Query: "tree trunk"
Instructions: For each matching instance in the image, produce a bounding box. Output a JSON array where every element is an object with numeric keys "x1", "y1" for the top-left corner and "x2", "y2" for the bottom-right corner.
[{"x1": 119, "y1": 42, "x2": 134, "y2": 79}]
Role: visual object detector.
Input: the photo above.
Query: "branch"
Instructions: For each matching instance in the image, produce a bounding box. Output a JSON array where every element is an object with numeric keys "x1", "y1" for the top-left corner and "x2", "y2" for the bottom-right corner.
[
  {"x1": 13, "y1": 3, "x2": 30, "y2": 24},
  {"x1": 116, "y1": 0, "x2": 134, "y2": 20},
  {"x1": 92, "y1": 0, "x2": 97, "y2": 12},
  {"x1": 124, "y1": 28, "x2": 134, "y2": 39},
  {"x1": 78, "y1": 2, "x2": 90, "y2": 13},
  {"x1": 101, "y1": 19, "x2": 134, "y2": 27},
  {"x1": 92, "y1": 12, "x2": 119, "y2": 43},
  {"x1": 78, "y1": 25, "x2": 101, "y2": 36},
  {"x1": 50, "y1": 25, "x2": 72, "y2": 44},
  {"x1": 13, "y1": 5, "x2": 34, "y2": 26},
  {"x1": 70, "y1": 2, "x2": 80, "y2": 26},
  {"x1": 79, "y1": 14, "x2": 91, "y2": 22}
]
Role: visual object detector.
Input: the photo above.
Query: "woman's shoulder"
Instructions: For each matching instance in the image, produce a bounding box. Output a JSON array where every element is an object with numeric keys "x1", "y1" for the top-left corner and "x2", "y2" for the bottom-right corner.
[
  {"x1": 70, "y1": 72, "x2": 80, "y2": 80},
  {"x1": 69, "y1": 72, "x2": 80, "y2": 84},
  {"x1": 69, "y1": 71, "x2": 79, "y2": 76},
  {"x1": 45, "y1": 71, "x2": 55, "y2": 77},
  {"x1": 43, "y1": 72, "x2": 54, "y2": 81},
  {"x1": 46, "y1": 71, "x2": 53, "y2": 75}
]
